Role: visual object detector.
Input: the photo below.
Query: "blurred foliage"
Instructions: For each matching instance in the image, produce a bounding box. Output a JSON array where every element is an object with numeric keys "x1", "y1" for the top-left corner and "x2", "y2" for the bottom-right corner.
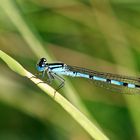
[{"x1": 0, "y1": 0, "x2": 140, "y2": 140}]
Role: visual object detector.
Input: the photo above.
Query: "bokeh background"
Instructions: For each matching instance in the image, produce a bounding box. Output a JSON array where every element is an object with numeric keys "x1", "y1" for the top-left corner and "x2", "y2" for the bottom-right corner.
[{"x1": 1, "y1": 0, "x2": 140, "y2": 140}]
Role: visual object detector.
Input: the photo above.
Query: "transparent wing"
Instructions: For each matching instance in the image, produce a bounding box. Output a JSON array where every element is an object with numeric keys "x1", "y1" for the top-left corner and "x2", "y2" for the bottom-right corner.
[
  {"x1": 92, "y1": 80, "x2": 140, "y2": 94},
  {"x1": 67, "y1": 65, "x2": 140, "y2": 94},
  {"x1": 67, "y1": 65, "x2": 140, "y2": 85}
]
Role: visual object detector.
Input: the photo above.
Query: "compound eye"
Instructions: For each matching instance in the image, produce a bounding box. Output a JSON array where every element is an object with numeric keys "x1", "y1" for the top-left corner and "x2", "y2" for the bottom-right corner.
[
  {"x1": 36, "y1": 58, "x2": 47, "y2": 72},
  {"x1": 42, "y1": 58, "x2": 47, "y2": 63},
  {"x1": 38, "y1": 58, "x2": 47, "y2": 67}
]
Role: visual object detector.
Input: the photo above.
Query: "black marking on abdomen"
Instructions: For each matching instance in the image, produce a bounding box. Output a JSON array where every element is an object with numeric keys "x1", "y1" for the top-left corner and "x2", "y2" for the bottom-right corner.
[
  {"x1": 89, "y1": 75, "x2": 93, "y2": 79},
  {"x1": 123, "y1": 83, "x2": 128, "y2": 87},
  {"x1": 73, "y1": 71, "x2": 77, "y2": 75},
  {"x1": 106, "y1": 79, "x2": 111, "y2": 83},
  {"x1": 135, "y1": 84, "x2": 140, "y2": 88}
]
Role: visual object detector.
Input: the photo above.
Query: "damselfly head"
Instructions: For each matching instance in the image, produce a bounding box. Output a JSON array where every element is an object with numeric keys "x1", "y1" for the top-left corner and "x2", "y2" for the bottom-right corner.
[{"x1": 36, "y1": 58, "x2": 48, "y2": 72}]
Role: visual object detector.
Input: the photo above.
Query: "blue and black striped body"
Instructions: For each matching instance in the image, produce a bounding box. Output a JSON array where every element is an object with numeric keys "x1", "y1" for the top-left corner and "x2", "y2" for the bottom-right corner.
[
  {"x1": 48, "y1": 63, "x2": 140, "y2": 94},
  {"x1": 36, "y1": 58, "x2": 140, "y2": 94}
]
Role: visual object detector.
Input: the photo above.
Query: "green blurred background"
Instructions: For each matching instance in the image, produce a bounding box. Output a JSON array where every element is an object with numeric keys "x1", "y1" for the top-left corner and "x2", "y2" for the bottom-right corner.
[{"x1": 1, "y1": 0, "x2": 140, "y2": 140}]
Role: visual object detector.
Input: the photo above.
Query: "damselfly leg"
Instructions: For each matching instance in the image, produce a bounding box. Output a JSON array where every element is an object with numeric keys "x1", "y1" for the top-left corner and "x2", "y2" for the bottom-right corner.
[{"x1": 50, "y1": 72, "x2": 65, "y2": 92}]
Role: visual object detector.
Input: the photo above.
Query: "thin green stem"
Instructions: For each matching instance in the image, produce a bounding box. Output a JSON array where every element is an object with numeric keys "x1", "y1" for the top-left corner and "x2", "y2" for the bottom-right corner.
[
  {"x1": 0, "y1": 50, "x2": 109, "y2": 140},
  {"x1": 0, "y1": 0, "x2": 93, "y2": 118}
]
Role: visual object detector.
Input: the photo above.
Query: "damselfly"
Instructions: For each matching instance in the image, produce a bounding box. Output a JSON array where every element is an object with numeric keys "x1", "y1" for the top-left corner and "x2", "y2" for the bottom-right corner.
[{"x1": 36, "y1": 58, "x2": 140, "y2": 94}]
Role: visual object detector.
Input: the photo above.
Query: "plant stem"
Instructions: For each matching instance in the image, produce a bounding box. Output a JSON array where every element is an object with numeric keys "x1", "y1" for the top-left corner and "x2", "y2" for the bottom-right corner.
[{"x1": 0, "y1": 50, "x2": 109, "y2": 140}]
